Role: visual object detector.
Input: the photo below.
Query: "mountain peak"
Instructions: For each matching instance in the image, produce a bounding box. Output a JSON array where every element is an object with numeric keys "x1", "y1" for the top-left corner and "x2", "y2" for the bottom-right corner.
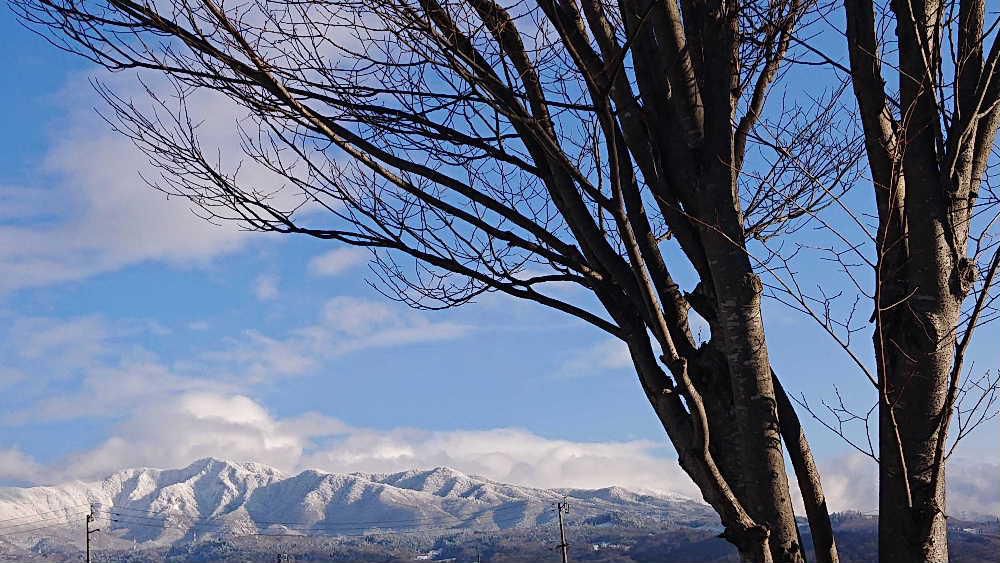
[
  {"x1": 183, "y1": 456, "x2": 231, "y2": 471},
  {"x1": 0, "y1": 460, "x2": 706, "y2": 554},
  {"x1": 181, "y1": 457, "x2": 280, "y2": 474}
]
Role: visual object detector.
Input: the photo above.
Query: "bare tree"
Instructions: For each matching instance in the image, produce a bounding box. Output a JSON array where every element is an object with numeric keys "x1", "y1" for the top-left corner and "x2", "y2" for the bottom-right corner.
[
  {"x1": 840, "y1": 1, "x2": 1000, "y2": 561},
  {"x1": 10, "y1": 0, "x2": 890, "y2": 561}
]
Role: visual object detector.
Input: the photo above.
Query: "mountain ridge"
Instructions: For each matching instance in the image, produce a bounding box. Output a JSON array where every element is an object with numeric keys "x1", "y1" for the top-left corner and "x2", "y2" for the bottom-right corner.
[{"x1": 0, "y1": 457, "x2": 713, "y2": 553}]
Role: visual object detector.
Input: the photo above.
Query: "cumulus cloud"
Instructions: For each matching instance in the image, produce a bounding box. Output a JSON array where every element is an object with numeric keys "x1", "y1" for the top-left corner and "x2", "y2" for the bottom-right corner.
[
  {"x1": 0, "y1": 314, "x2": 681, "y2": 493},
  {"x1": 946, "y1": 457, "x2": 1000, "y2": 517},
  {"x1": 6, "y1": 391, "x2": 996, "y2": 518},
  {"x1": 60, "y1": 392, "x2": 342, "y2": 477},
  {"x1": 308, "y1": 247, "x2": 368, "y2": 277},
  {"x1": 11, "y1": 390, "x2": 697, "y2": 498},
  {"x1": 797, "y1": 452, "x2": 998, "y2": 517},
  {"x1": 300, "y1": 426, "x2": 698, "y2": 496},
  {"x1": 3, "y1": 388, "x2": 998, "y2": 517}
]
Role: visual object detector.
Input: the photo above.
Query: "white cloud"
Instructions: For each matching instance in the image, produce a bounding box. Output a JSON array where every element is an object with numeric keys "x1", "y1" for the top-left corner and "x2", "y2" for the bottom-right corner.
[
  {"x1": 0, "y1": 448, "x2": 45, "y2": 483},
  {"x1": 3, "y1": 299, "x2": 469, "y2": 427},
  {"x1": 799, "y1": 452, "x2": 999, "y2": 517},
  {"x1": 812, "y1": 453, "x2": 878, "y2": 513},
  {"x1": 0, "y1": 368, "x2": 25, "y2": 390},
  {"x1": 0, "y1": 314, "x2": 683, "y2": 493},
  {"x1": 945, "y1": 457, "x2": 1000, "y2": 517},
  {"x1": 254, "y1": 274, "x2": 280, "y2": 301},
  {"x1": 3, "y1": 390, "x2": 997, "y2": 517},
  {"x1": 0, "y1": 313, "x2": 235, "y2": 425},
  {"x1": 308, "y1": 247, "x2": 367, "y2": 277},
  {"x1": 4, "y1": 360, "x2": 232, "y2": 425},
  {"x1": 0, "y1": 72, "x2": 288, "y2": 295},
  {"x1": 210, "y1": 296, "x2": 469, "y2": 382},
  {"x1": 14, "y1": 390, "x2": 697, "y2": 498},
  {"x1": 7, "y1": 316, "x2": 109, "y2": 368},
  {"x1": 208, "y1": 329, "x2": 320, "y2": 382},
  {"x1": 60, "y1": 392, "x2": 342, "y2": 478},
  {"x1": 310, "y1": 296, "x2": 470, "y2": 354},
  {"x1": 300, "y1": 426, "x2": 698, "y2": 497},
  {"x1": 556, "y1": 338, "x2": 631, "y2": 378}
]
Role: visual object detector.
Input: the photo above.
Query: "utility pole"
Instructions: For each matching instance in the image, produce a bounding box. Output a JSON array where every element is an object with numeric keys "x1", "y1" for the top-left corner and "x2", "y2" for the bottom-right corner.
[
  {"x1": 556, "y1": 501, "x2": 569, "y2": 563},
  {"x1": 85, "y1": 508, "x2": 100, "y2": 563}
]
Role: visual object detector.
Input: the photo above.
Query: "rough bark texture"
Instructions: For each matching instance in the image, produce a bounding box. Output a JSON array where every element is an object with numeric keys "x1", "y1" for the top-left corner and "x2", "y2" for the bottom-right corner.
[
  {"x1": 775, "y1": 376, "x2": 839, "y2": 563},
  {"x1": 844, "y1": 0, "x2": 999, "y2": 560}
]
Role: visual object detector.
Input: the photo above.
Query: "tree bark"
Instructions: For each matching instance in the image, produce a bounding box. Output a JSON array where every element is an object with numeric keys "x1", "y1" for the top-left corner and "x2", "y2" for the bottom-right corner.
[
  {"x1": 876, "y1": 228, "x2": 962, "y2": 563},
  {"x1": 711, "y1": 271, "x2": 802, "y2": 563},
  {"x1": 877, "y1": 308, "x2": 956, "y2": 563},
  {"x1": 774, "y1": 375, "x2": 839, "y2": 563}
]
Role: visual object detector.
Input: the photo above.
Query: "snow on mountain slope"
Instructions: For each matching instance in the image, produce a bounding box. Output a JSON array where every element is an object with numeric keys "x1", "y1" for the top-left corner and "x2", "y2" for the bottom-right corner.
[{"x1": 0, "y1": 458, "x2": 713, "y2": 551}]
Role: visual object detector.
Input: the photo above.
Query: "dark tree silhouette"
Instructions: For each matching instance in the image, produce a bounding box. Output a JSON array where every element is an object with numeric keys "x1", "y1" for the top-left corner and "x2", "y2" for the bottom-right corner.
[{"x1": 11, "y1": 0, "x2": 1000, "y2": 560}]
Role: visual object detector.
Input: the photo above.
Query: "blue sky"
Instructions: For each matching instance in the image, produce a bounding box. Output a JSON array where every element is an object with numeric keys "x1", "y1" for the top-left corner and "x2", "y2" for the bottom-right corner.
[{"x1": 0, "y1": 9, "x2": 997, "y2": 516}]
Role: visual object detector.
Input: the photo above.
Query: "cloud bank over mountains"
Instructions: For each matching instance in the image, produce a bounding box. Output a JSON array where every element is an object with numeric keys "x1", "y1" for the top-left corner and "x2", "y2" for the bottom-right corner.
[
  {"x1": 0, "y1": 387, "x2": 698, "y2": 496},
  {"x1": 0, "y1": 381, "x2": 996, "y2": 516},
  {"x1": 0, "y1": 285, "x2": 996, "y2": 517}
]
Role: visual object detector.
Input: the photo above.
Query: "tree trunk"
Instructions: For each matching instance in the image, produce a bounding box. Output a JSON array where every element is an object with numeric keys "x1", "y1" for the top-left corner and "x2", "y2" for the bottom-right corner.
[
  {"x1": 877, "y1": 299, "x2": 958, "y2": 563},
  {"x1": 712, "y1": 272, "x2": 802, "y2": 563},
  {"x1": 876, "y1": 205, "x2": 964, "y2": 562},
  {"x1": 774, "y1": 375, "x2": 839, "y2": 563},
  {"x1": 879, "y1": 406, "x2": 949, "y2": 563}
]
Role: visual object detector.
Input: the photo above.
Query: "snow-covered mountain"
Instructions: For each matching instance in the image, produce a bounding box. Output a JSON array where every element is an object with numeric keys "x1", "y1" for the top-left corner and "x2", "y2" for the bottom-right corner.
[{"x1": 0, "y1": 458, "x2": 713, "y2": 553}]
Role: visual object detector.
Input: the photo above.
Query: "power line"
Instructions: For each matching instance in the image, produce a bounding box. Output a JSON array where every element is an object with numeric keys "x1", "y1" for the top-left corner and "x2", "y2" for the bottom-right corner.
[
  {"x1": 0, "y1": 494, "x2": 668, "y2": 547},
  {"x1": 0, "y1": 515, "x2": 90, "y2": 538},
  {"x1": 92, "y1": 505, "x2": 537, "y2": 540},
  {"x1": 0, "y1": 503, "x2": 91, "y2": 524},
  {"x1": 95, "y1": 500, "x2": 540, "y2": 533},
  {"x1": 0, "y1": 510, "x2": 90, "y2": 536},
  {"x1": 96, "y1": 511, "x2": 528, "y2": 537}
]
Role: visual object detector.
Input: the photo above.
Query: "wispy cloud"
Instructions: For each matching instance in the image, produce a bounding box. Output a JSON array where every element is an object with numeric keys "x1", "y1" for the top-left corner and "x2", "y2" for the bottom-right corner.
[
  {"x1": 308, "y1": 247, "x2": 367, "y2": 277},
  {"x1": 206, "y1": 296, "x2": 470, "y2": 383},
  {"x1": 556, "y1": 338, "x2": 632, "y2": 378},
  {"x1": 0, "y1": 72, "x2": 288, "y2": 295},
  {"x1": 3, "y1": 297, "x2": 470, "y2": 423},
  {"x1": 254, "y1": 274, "x2": 280, "y2": 301},
  {"x1": 0, "y1": 448, "x2": 44, "y2": 484}
]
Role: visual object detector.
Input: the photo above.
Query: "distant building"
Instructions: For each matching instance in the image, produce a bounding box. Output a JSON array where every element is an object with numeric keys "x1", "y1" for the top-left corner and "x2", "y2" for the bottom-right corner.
[{"x1": 591, "y1": 541, "x2": 629, "y2": 551}]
